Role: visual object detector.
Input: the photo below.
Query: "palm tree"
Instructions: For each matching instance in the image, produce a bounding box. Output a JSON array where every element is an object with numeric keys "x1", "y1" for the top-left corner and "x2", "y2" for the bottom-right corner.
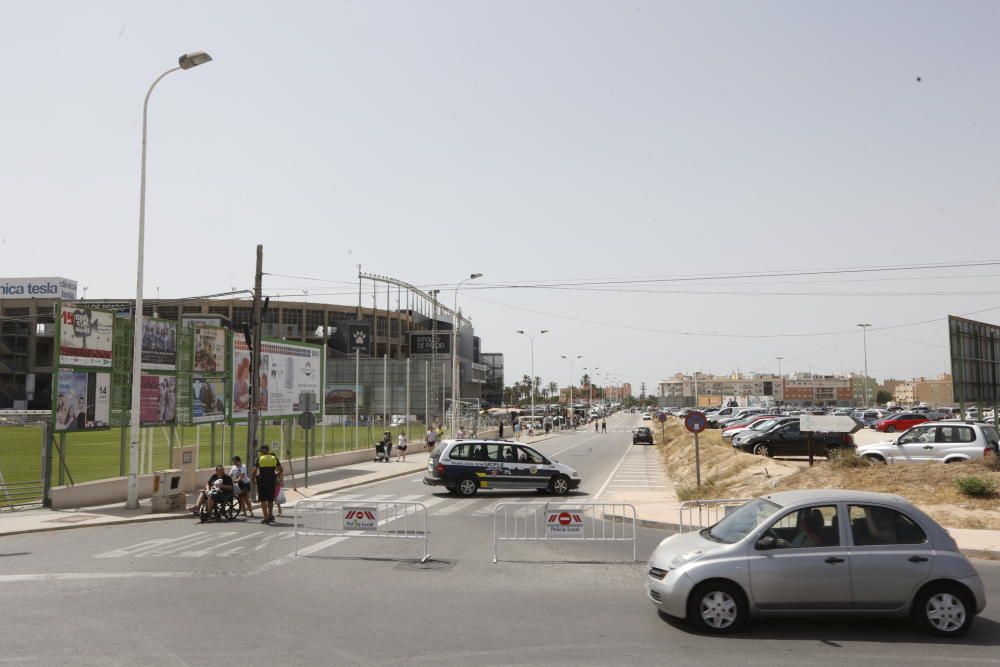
[
  {"x1": 533, "y1": 376, "x2": 542, "y2": 401},
  {"x1": 547, "y1": 381, "x2": 558, "y2": 401},
  {"x1": 580, "y1": 373, "x2": 591, "y2": 388}
]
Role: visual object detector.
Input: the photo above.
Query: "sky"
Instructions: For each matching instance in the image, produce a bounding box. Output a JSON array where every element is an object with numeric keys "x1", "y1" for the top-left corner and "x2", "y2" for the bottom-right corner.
[{"x1": 2, "y1": 1, "x2": 999, "y2": 394}]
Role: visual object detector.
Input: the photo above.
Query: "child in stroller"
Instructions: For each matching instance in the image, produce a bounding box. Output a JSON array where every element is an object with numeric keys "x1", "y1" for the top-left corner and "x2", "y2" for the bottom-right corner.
[{"x1": 375, "y1": 430, "x2": 392, "y2": 462}]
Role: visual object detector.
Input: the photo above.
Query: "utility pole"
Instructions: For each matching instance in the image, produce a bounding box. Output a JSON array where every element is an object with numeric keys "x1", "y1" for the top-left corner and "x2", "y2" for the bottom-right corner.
[
  {"x1": 858, "y1": 323, "x2": 872, "y2": 407},
  {"x1": 247, "y1": 244, "x2": 263, "y2": 464},
  {"x1": 430, "y1": 290, "x2": 439, "y2": 428}
]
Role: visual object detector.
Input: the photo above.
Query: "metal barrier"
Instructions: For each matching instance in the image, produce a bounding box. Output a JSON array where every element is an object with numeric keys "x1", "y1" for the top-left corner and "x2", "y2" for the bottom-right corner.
[
  {"x1": 677, "y1": 498, "x2": 751, "y2": 533},
  {"x1": 492, "y1": 501, "x2": 638, "y2": 563},
  {"x1": 294, "y1": 499, "x2": 430, "y2": 561}
]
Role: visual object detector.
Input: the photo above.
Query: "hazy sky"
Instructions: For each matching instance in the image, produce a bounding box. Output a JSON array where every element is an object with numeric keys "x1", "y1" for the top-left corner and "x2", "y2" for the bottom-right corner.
[{"x1": 2, "y1": 1, "x2": 998, "y2": 393}]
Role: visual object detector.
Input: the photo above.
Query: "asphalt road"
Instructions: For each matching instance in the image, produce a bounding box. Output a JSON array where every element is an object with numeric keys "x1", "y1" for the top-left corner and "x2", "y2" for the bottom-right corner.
[{"x1": 1, "y1": 413, "x2": 999, "y2": 666}]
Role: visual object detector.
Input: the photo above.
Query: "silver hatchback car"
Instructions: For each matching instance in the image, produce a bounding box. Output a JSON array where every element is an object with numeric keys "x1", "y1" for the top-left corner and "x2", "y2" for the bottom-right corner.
[{"x1": 646, "y1": 490, "x2": 986, "y2": 636}]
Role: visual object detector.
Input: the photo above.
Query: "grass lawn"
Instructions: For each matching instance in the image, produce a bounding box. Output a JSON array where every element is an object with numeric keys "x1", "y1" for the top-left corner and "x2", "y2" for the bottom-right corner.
[{"x1": 1, "y1": 422, "x2": 431, "y2": 505}]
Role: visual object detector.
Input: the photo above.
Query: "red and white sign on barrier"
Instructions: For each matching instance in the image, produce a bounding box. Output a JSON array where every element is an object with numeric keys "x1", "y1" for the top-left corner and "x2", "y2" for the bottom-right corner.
[
  {"x1": 343, "y1": 507, "x2": 378, "y2": 530},
  {"x1": 294, "y1": 499, "x2": 430, "y2": 561},
  {"x1": 546, "y1": 509, "x2": 584, "y2": 538}
]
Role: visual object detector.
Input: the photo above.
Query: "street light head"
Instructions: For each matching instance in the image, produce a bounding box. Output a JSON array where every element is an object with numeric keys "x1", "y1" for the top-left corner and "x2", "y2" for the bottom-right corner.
[
  {"x1": 178, "y1": 51, "x2": 213, "y2": 70},
  {"x1": 857, "y1": 323, "x2": 871, "y2": 328},
  {"x1": 470, "y1": 273, "x2": 483, "y2": 280},
  {"x1": 561, "y1": 355, "x2": 567, "y2": 359},
  {"x1": 516, "y1": 330, "x2": 525, "y2": 335},
  {"x1": 540, "y1": 329, "x2": 549, "y2": 334}
]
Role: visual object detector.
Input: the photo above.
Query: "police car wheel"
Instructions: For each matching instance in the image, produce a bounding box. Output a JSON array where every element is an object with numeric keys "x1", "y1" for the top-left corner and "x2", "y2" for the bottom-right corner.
[
  {"x1": 457, "y1": 476, "x2": 479, "y2": 496},
  {"x1": 549, "y1": 475, "x2": 571, "y2": 496}
]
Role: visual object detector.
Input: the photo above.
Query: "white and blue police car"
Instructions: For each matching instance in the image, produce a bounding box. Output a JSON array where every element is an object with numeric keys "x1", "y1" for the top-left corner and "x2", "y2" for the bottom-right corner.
[{"x1": 424, "y1": 439, "x2": 582, "y2": 497}]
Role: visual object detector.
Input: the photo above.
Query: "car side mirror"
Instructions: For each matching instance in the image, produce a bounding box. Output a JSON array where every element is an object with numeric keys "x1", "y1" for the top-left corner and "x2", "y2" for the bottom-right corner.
[{"x1": 756, "y1": 535, "x2": 776, "y2": 550}]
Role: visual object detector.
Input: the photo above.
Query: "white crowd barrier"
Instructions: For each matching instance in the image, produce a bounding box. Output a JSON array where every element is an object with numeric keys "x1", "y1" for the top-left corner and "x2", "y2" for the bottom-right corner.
[
  {"x1": 294, "y1": 499, "x2": 430, "y2": 561},
  {"x1": 677, "y1": 498, "x2": 751, "y2": 533},
  {"x1": 492, "y1": 501, "x2": 638, "y2": 563}
]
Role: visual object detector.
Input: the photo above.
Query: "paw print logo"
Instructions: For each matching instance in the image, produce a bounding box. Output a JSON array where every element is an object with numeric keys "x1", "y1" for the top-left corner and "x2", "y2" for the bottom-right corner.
[{"x1": 353, "y1": 330, "x2": 367, "y2": 346}]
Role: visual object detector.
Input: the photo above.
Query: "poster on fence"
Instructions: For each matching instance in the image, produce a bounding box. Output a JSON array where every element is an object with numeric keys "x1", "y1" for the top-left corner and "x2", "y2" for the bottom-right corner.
[
  {"x1": 54, "y1": 370, "x2": 110, "y2": 431},
  {"x1": 141, "y1": 317, "x2": 177, "y2": 371},
  {"x1": 192, "y1": 377, "x2": 226, "y2": 423},
  {"x1": 140, "y1": 374, "x2": 176, "y2": 425},
  {"x1": 59, "y1": 304, "x2": 114, "y2": 368},
  {"x1": 546, "y1": 509, "x2": 585, "y2": 538},
  {"x1": 231, "y1": 338, "x2": 322, "y2": 418},
  {"x1": 193, "y1": 325, "x2": 226, "y2": 374},
  {"x1": 325, "y1": 384, "x2": 363, "y2": 413}
]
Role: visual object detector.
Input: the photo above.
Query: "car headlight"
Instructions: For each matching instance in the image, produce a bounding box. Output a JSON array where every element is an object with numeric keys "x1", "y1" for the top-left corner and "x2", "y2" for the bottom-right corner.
[
  {"x1": 572, "y1": 472, "x2": 580, "y2": 477},
  {"x1": 648, "y1": 566, "x2": 669, "y2": 580},
  {"x1": 668, "y1": 549, "x2": 704, "y2": 568}
]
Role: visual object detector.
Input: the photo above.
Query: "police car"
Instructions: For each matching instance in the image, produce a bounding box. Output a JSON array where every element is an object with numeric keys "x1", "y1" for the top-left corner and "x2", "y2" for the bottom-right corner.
[{"x1": 424, "y1": 439, "x2": 582, "y2": 497}]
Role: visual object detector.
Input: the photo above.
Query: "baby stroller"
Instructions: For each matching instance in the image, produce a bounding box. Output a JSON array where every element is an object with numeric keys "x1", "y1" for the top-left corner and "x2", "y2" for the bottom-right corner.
[{"x1": 374, "y1": 441, "x2": 388, "y2": 462}]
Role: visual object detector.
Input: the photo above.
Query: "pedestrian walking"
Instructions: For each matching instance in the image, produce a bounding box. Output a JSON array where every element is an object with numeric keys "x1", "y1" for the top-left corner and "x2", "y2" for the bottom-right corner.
[
  {"x1": 595, "y1": 420, "x2": 599, "y2": 433},
  {"x1": 252, "y1": 444, "x2": 282, "y2": 524},
  {"x1": 274, "y1": 467, "x2": 285, "y2": 517},
  {"x1": 426, "y1": 425, "x2": 437, "y2": 452},
  {"x1": 396, "y1": 431, "x2": 408, "y2": 462},
  {"x1": 513, "y1": 420, "x2": 522, "y2": 441},
  {"x1": 498, "y1": 419, "x2": 504, "y2": 439},
  {"x1": 380, "y1": 430, "x2": 393, "y2": 462},
  {"x1": 601, "y1": 419, "x2": 607, "y2": 433},
  {"x1": 229, "y1": 456, "x2": 253, "y2": 518}
]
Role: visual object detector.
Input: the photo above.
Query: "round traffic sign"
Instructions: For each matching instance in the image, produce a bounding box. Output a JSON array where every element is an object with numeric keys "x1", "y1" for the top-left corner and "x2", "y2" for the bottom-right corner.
[
  {"x1": 558, "y1": 512, "x2": 572, "y2": 526},
  {"x1": 298, "y1": 411, "x2": 317, "y2": 430},
  {"x1": 684, "y1": 411, "x2": 707, "y2": 434},
  {"x1": 658, "y1": 412, "x2": 668, "y2": 423}
]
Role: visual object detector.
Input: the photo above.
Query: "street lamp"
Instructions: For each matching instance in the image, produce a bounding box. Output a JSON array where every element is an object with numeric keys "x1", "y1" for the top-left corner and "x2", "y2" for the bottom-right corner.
[
  {"x1": 516, "y1": 329, "x2": 548, "y2": 420},
  {"x1": 857, "y1": 323, "x2": 872, "y2": 407},
  {"x1": 562, "y1": 354, "x2": 582, "y2": 426},
  {"x1": 451, "y1": 273, "x2": 482, "y2": 436},
  {"x1": 127, "y1": 51, "x2": 213, "y2": 509}
]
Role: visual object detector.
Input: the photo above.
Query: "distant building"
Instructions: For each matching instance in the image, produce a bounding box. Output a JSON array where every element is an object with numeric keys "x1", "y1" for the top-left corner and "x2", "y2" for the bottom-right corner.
[{"x1": 893, "y1": 374, "x2": 954, "y2": 407}]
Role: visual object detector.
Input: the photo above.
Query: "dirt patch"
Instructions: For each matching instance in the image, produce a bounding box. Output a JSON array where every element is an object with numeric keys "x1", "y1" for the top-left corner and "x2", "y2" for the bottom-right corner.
[{"x1": 655, "y1": 420, "x2": 1000, "y2": 529}]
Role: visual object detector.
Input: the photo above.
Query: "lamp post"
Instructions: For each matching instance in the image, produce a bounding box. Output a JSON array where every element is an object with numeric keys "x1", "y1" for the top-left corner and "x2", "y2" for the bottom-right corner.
[
  {"x1": 857, "y1": 323, "x2": 872, "y2": 407},
  {"x1": 451, "y1": 273, "x2": 482, "y2": 436},
  {"x1": 561, "y1": 354, "x2": 582, "y2": 426},
  {"x1": 127, "y1": 51, "x2": 212, "y2": 509},
  {"x1": 516, "y1": 329, "x2": 548, "y2": 421}
]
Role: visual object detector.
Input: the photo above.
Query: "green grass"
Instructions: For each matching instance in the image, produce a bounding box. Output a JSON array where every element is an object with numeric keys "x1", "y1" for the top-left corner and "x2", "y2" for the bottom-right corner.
[{"x1": 0, "y1": 422, "x2": 431, "y2": 504}]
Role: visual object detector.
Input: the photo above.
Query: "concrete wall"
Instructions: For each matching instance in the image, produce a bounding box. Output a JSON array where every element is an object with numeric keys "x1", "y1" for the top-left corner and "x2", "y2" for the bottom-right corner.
[{"x1": 50, "y1": 445, "x2": 380, "y2": 510}]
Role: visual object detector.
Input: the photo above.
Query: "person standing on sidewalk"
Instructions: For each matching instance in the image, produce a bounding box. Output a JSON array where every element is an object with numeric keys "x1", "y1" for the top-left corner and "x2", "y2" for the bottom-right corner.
[
  {"x1": 595, "y1": 420, "x2": 599, "y2": 433},
  {"x1": 396, "y1": 430, "x2": 408, "y2": 462},
  {"x1": 426, "y1": 425, "x2": 437, "y2": 452},
  {"x1": 498, "y1": 419, "x2": 505, "y2": 439},
  {"x1": 601, "y1": 419, "x2": 607, "y2": 434},
  {"x1": 380, "y1": 430, "x2": 393, "y2": 463},
  {"x1": 229, "y1": 456, "x2": 253, "y2": 518},
  {"x1": 513, "y1": 420, "x2": 521, "y2": 441},
  {"x1": 253, "y1": 444, "x2": 282, "y2": 524}
]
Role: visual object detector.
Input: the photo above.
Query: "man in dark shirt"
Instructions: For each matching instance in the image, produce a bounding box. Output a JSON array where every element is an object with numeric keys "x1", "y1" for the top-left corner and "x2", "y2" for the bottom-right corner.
[
  {"x1": 190, "y1": 465, "x2": 233, "y2": 517},
  {"x1": 253, "y1": 444, "x2": 282, "y2": 524}
]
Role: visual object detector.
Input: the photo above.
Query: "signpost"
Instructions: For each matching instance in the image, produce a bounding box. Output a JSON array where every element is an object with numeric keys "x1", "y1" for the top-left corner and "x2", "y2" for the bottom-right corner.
[
  {"x1": 657, "y1": 410, "x2": 667, "y2": 442},
  {"x1": 799, "y1": 414, "x2": 863, "y2": 466},
  {"x1": 684, "y1": 411, "x2": 708, "y2": 488}
]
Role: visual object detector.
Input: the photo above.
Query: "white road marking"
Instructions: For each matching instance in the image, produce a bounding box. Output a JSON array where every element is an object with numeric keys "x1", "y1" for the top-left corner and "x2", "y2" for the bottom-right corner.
[
  {"x1": 0, "y1": 571, "x2": 206, "y2": 583},
  {"x1": 95, "y1": 532, "x2": 214, "y2": 559},
  {"x1": 182, "y1": 531, "x2": 264, "y2": 557}
]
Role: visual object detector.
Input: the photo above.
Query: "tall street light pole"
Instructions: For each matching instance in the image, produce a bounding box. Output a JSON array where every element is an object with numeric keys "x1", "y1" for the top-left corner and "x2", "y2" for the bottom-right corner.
[
  {"x1": 127, "y1": 51, "x2": 212, "y2": 509},
  {"x1": 562, "y1": 354, "x2": 582, "y2": 425},
  {"x1": 516, "y1": 329, "x2": 548, "y2": 420},
  {"x1": 857, "y1": 323, "x2": 872, "y2": 407},
  {"x1": 451, "y1": 273, "x2": 482, "y2": 435}
]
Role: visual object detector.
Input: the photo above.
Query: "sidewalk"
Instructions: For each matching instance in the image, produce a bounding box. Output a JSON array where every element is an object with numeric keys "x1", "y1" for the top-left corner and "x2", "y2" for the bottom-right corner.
[{"x1": 0, "y1": 431, "x2": 562, "y2": 538}]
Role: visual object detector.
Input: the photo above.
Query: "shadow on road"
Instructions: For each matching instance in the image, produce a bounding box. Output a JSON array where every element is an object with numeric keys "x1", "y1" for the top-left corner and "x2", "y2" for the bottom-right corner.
[{"x1": 657, "y1": 610, "x2": 1000, "y2": 646}]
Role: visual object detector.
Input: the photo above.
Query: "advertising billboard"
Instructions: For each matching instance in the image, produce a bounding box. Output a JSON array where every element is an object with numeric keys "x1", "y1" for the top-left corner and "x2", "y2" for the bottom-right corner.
[
  {"x1": 0, "y1": 277, "x2": 77, "y2": 299},
  {"x1": 949, "y1": 315, "x2": 1000, "y2": 405},
  {"x1": 410, "y1": 332, "x2": 451, "y2": 355},
  {"x1": 347, "y1": 322, "x2": 371, "y2": 355},
  {"x1": 141, "y1": 317, "x2": 177, "y2": 371},
  {"x1": 59, "y1": 303, "x2": 114, "y2": 368},
  {"x1": 140, "y1": 374, "x2": 176, "y2": 425},
  {"x1": 54, "y1": 370, "x2": 110, "y2": 431},
  {"x1": 193, "y1": 325, "x2": 227, "y2": 374},
  {"x1": 324, "y1": 384, "x2": 363, "y2": 413},
  {"x1": 232, "y1": 338, "x2": 322, "y2": 418},
  {"x1": 192, "y1": 377, "x2": 226, "y2": 423}
]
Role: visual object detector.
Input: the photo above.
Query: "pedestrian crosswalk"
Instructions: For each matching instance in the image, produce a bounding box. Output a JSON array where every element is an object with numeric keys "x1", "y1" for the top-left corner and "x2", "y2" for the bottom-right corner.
[{"x1": 599, "y1": 445, "x2": 669, "y2": 500}]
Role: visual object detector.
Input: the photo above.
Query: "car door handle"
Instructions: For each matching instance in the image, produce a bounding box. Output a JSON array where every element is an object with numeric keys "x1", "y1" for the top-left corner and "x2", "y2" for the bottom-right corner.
[
  {"x1": 922, "y1": 445, "x2": 934, "y2": 450},
  {"x1": 824, "y1": 557, "x2": 845, "y2": 564},
  {"x1": 908, "y1": 555, "x2": 929, "y2": 563}
]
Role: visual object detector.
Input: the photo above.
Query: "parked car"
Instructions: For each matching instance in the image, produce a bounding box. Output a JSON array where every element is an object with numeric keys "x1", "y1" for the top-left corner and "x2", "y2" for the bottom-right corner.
[
  {"x1": 721, "y1": 415, "x2": 783, "y2": 441},
  {"x1": 873, "y1": 413, "x2": 930, "y2": 433},
  {"x1": 857, "y1": 422, "x2": 1000, "y2": 464},
  {"x1": 851, "y1": 409, "x2": 883, "y2": 427},
  {"x1": 732, "y1": 417, "x2": 799, "y2": 448},
  {"x1": 633, "y1": 426, "x2": 654, "y2": 445},
  {"x1": 641, "y1": 412, "x2": 652, "y2": 421},
  {"x1": 645, "y1": 490, "x2": 986, "y2": 636},
  {"x1": 735, "y1": 420, "x2": 854, "y2": 458}
]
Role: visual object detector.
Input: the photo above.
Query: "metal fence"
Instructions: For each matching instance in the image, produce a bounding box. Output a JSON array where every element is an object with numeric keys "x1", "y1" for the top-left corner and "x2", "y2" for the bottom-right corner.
[
  {"x1": 492, "y1": 501, "x2": 638, "y2": 563},
  {"x1": 0, "y1": 411, "x2": 50, "y2": 509},
  {"x1": 677, "y1": 498, "x2": 751, "y2": 533},
  {"x1": 294, "y1": 498, "x2": 430, "y2": 561}
]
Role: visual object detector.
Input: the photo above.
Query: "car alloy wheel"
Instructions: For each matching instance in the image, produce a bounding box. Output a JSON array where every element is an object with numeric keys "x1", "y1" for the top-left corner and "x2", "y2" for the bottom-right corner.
[
  {"x1": 549, "y1": 475, "x2": 570, "y2": 496},
  {"x1": 457, "y1": 476, "x2": 479, "y2": 497},
  {"x1": 700, "y1": 591, "x2": 737, "y2": 630},
  {"x1": 926, "y1": 592, "x2": 967, "y2": 634},
  {"x1": 887, "y1": 425, "x2": 896, "y2": 433},
  {"x1": 752, "y1": 443, "x2": 770, "y2": 457}
]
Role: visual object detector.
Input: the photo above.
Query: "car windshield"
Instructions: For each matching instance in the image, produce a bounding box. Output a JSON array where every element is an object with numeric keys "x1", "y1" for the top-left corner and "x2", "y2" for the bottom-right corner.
[
  {"x1": 703, "y1": 498, "x2": 782, "y2": 544},
  {"x1": 752, "y1": 419, "x2": 778, "y2": 430}
]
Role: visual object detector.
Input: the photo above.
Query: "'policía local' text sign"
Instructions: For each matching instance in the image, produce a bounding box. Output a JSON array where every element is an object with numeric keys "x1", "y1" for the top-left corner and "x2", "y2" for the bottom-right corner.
[
  {"x1": 546, "y1": 510, "x2": 584, "y2": 538},
  {"x1": 343, "y1": 506, "x2": 378, "y2": 531}
]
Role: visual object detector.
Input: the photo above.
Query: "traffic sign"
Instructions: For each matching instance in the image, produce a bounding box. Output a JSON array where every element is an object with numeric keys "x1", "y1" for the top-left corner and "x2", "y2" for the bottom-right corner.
[
  {"x1": 684, "y1": 411, "x2": 708, "y2": 434},
  {"x1": 800, "y1": 414, "x2": 863, "y2": 434},
  {"x1": 343, "y1": 506, "x2": 378, "y2": 530},
  {"x1": 658, "y1": 412, "x2": 668, "y2": 423},
  {"x1": 298, "y1": 411, "x2": 317, "y2": 430}
]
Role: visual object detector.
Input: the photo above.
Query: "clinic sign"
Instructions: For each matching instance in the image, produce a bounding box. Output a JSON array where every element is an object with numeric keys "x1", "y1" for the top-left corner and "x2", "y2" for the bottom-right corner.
[{"x1": 0, "y1": 277, "x2": 77, "y2": 300}]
